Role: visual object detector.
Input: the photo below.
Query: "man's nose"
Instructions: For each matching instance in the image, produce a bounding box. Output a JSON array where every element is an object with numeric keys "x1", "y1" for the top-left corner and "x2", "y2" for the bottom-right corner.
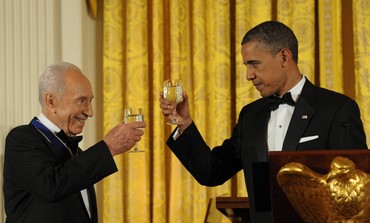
[
  {"x1": 246, "y1": 69, "x2": 256, "y2": 81},
  {"x1": 84, "y1": 103, "x2": 93, "y2": 117}
]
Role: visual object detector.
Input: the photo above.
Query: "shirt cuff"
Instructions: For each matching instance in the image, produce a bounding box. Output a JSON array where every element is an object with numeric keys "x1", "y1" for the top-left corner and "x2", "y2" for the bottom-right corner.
[{"x1": 172, "y1": 128, "x2": 182, "y2": 141}]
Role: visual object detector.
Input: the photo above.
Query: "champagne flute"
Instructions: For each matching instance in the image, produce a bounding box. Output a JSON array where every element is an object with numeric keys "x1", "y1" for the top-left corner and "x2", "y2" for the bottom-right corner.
[
  {"x1": 163, "y1": 79, "x2": 184, "y2": 125},
  {"x1": 123, "y1": 108, "x2": 144, "y2": 153}
]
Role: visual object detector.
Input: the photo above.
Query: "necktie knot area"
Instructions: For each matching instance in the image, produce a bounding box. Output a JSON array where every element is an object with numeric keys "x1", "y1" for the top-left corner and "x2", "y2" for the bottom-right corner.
[
  {"x1": 56, "y1": 130, "x2": 83, "y2": 155},
  {"x1": 268, "y1": 92, "x2": 295, "y2": 111}
]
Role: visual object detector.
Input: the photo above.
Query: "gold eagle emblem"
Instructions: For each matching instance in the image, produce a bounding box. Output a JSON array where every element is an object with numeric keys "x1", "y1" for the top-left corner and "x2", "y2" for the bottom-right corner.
[{"x1": 277, "y1": 156, "x2": 370, "y2": 223}]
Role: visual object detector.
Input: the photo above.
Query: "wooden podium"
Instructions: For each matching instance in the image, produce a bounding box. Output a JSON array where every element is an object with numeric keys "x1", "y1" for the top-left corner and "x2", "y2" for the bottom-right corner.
[
  {"x1": 206, "y1": 150, "x2": 370, "y2": 223},
  {"x1": 269, "y1": 149, "x2": 370, "y2": 223},
  {"x1": 215, "y1": 197, "x2": 250, "y2": 223}
]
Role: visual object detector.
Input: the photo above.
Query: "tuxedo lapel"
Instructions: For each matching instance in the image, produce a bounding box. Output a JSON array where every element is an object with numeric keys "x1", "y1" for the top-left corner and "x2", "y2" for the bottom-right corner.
[
  {"x1": 30, "y1": 118, "x2": 71, "y2": 162},
  {"x1": 282, "y1": 80, "x2": 316, "y2": 151}
]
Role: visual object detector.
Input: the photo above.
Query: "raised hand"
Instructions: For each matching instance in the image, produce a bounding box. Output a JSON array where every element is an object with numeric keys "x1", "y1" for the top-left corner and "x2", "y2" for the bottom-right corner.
[
  {"x1": 160, "y1": 90, "x2": 192, "y2": 132},
  {"x1": 103, "y1": 121, "x2": 146, "y2": 156}
]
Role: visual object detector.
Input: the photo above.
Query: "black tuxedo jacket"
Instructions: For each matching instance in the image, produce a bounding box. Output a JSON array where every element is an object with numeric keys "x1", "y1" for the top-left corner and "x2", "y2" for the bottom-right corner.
[
  {"x1": 167, "y1": 79, "x2": 367, "y2": 223},
  {"x1": 4, "y1": 120, "x2": 118, "y2": 223}
]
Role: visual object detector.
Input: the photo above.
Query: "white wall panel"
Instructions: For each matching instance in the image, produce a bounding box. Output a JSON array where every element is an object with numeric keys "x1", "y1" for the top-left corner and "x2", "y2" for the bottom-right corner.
[{"x1": 0, "y1": 1, "x2": 59, "y2": 220}]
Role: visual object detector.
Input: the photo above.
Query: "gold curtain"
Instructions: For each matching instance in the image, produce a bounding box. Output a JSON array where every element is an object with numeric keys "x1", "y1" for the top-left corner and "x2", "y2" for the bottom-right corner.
[
  {"x1": 354, "y1": 0, "x2": 370, "y2": 148},
  {"x1": 100, "y1": 0, "x2": 370, "y2": 222}
]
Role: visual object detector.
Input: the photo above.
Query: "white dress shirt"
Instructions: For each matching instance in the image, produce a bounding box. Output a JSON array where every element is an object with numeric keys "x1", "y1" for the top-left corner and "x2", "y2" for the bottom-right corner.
[
  {"x1": 267, "y1": 76, "x2": 306, "y2": 151},
  {"x1": 37, "y1": 113, "x2": 91, "y2": 218}
]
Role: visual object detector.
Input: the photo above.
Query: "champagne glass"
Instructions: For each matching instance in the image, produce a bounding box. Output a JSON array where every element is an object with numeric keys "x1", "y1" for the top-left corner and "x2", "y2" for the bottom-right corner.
[
  {"x1": 123, "y1": 108, "x2": 144, "y2": 153},
  {"x1": 163, "y1": 79, "x2": 184, "y2": 125}
]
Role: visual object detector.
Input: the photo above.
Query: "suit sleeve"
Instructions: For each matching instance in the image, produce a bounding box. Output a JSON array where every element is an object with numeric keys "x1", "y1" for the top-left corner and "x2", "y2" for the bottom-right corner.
[
  {"x1": 4, "y1": 126, "x2": 118, "y2": 202},
  {"x1": 328, "y1": 98, "x2": 367, "y2": 149},
  {"x1": 167, "y1": 122, "x2": 243, "y2": 186}
]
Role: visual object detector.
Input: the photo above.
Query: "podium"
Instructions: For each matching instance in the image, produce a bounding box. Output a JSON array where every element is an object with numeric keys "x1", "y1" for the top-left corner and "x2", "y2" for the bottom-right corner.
[
  {"x1": 215, "y1": 197, "x2": 250, "y2": 223},
  {"x1": 269, "y1": 149, "x2": 370, "y2": 223}
]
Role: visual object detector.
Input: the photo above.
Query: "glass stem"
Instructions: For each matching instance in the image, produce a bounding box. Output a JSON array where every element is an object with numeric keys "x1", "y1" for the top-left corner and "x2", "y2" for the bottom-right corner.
[{"x1": 173, "y1": 107, "x2": 177, "y2": 122}]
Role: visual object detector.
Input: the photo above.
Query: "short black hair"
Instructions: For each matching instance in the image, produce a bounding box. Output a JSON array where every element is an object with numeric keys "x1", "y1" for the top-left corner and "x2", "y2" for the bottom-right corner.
[{"x1": 241, "y1": 21, "x2": 298, "y2": 63}]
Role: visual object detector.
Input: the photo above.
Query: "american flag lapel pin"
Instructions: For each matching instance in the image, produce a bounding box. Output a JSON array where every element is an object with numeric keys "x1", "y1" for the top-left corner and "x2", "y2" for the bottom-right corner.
[{"x1": 302, "y1": 115, "x2": 308, "y2": 119}]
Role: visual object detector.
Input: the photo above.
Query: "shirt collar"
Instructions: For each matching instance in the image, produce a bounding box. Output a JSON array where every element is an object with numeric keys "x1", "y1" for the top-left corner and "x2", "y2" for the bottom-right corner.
[
  {"x1": 37, "y1": 113, "x2": 61, "y2": 134},
  {"x1": 288, "y1": 75, "x2": 306, "y2": 102}
]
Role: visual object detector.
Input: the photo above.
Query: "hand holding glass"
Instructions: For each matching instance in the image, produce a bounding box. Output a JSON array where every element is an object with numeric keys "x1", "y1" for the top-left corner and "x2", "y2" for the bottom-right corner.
[
  {"x1": 123, "y1": 108, "x2": 144, "y2": 153},
  {"x1": 163, "y1": 79, "x2": 184, "y2": 125}
]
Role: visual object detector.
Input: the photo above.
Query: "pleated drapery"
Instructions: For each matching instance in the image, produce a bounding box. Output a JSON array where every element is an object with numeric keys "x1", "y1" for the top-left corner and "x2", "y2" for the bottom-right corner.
[{"x1": 101, "y1": 0, "x2": 370, "y2": 222}]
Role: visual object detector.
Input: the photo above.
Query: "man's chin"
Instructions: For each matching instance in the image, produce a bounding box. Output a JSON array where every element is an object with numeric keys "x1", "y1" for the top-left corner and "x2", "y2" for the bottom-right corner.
[
  {"x1": 70, "y1": 126, "x2": 84, "y2": 136},
  {"x1": 260, "y1": 90, "x2": 275, "y2": 98}
]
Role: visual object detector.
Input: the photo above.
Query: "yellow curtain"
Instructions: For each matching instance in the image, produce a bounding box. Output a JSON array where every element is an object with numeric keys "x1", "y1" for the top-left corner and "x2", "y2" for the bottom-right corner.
[
  {"x1": 318, "y1": 0, "x2": 343, "y2": 92},
  {"x1": 101, "y1": 0, "x2": 370, "y2": 222},
  {"x1": 354, "y1": 0, "x2": 370, "y2": 153},
  {"x1": 278, "y1": 0, "x2": 316, "y2": 81}
]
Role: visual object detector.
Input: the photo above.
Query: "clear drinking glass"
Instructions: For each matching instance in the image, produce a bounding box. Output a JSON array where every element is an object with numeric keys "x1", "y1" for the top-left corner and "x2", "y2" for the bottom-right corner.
[
  {"x1": 123, "y1": 108, "x2": 144, "y2": 152},
  {"x1": 163, "y1": 79, "x2": 184, "y2": 125}
]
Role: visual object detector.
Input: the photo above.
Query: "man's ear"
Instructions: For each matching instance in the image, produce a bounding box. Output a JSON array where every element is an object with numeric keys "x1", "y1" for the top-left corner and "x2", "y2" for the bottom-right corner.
[
  {"x1": 45, "y1": 93, "x2": 57, "y2": 113},
  {"x1": 280, "y1": 48, "x2": 293, "y2": 67}
]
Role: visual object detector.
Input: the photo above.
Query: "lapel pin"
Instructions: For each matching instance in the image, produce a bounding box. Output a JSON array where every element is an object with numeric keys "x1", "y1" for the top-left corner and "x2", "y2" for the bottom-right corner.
[{"x1": 302, "y1": 115, "x2": 308, "y2": 119}]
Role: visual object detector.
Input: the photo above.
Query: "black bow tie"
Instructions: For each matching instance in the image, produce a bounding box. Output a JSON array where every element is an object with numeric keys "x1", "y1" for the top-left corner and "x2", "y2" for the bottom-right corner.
[
  {"x1": 56, "y1": 130, "x2": 83, "y2": 155},
  {"x1": 268, "y1": 92, "x2": 296, "y2": 111}
]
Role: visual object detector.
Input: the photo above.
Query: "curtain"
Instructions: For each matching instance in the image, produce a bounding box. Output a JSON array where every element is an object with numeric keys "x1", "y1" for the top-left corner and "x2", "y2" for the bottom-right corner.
[
  {"x1": 354, "y1": 0, "x2": 370, "y2": 141},
  {"x1": 101, "y1": 0, "x2": 370, "y2": 222}
]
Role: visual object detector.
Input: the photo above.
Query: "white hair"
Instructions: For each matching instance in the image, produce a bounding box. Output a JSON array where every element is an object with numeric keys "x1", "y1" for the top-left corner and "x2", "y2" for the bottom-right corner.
[{"x1": 38, "y1": 62, "x2": 82, "y2": 106}]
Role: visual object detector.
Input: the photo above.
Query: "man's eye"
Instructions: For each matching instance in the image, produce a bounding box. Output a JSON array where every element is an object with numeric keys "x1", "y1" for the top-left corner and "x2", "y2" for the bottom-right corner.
[{"x1": 247, "y1": 63, "x2": 258, "y2": 68}]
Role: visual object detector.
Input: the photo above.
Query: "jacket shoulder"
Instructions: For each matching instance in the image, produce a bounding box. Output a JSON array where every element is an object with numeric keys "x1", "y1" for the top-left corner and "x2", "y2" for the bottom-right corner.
[
  {"x1": 313, "y1": 86, "x2": 358, "y2": 108},
  {"x1": 7, "y1": 124, "x2": 36, "y2": 136},
  {"x1": 6, "y1": 123, "x2": 43, "y2": 145}
]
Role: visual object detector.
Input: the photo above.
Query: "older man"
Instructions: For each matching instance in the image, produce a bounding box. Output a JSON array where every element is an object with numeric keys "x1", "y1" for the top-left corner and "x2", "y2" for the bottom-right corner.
[{"x1": 4, "y1": 62, "x2": 146, "y2": 223}]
